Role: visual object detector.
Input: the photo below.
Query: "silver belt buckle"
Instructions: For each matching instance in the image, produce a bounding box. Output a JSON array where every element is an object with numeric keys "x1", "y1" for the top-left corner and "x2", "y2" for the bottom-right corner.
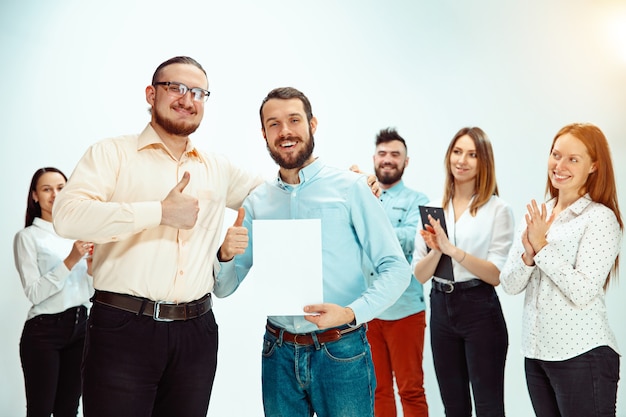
[
  {"x1": 444, "y1": 282, "x2": 454, "y2": 293},
  {"x1": 153, "y1": 300, "x2": 176, "y2": 322}
]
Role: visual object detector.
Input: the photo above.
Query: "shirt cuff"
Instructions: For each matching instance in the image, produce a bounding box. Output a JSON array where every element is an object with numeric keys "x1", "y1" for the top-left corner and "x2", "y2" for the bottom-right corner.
[{"x1": 132, "y1": 201, "x2": 162, "y2": 230}]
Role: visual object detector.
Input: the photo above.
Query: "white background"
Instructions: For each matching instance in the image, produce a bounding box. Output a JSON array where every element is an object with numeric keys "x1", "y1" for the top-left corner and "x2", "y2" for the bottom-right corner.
[{"x1": 1, "y1": 1, "x2": 625, "y2": 416}]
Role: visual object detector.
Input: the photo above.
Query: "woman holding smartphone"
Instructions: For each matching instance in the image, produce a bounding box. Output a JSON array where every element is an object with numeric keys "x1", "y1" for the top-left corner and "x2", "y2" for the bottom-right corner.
[
  {"x1": 500, "y1": 123, "x2": 621, "y2": 417},
  {"x1": 412, "y1": 127, "x2": 514, "y2": 417},
  {"x1": 13, "y1": 167, "x2": 94, "y2": 417}
]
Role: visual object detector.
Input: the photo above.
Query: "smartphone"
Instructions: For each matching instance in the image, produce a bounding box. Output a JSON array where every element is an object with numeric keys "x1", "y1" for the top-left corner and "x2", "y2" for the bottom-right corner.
[
  {"x1": 418, "y1": 205, "x2": 455, "y2": 281},
  {"x1": 419, "y1": 206, "x2": 447, "y2": 235}
]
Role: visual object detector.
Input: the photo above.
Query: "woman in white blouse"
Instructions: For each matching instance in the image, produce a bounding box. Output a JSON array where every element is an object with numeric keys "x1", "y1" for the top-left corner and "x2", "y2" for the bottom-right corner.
[
  {"x1": 413, "y1": 127, "x2": 515, "y2": 417},
  {"x1": 13, "y1": 167, "x2": 94, "y2": 417},
  {"x1": 500, "y1": 123, "x2": 622, "y2": 417}
]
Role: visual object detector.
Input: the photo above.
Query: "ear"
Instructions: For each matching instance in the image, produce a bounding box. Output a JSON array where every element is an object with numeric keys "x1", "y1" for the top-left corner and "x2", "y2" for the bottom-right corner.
[
  {"x1": 405, "y1": 156, "x2": 410, "y2": 168},
  {"x1": 589, "y1": 162, "x2": 597, "y2": 174},
  {"x1": 261, "y1": 127, "x2": 267, "y2": 141},
  {"x1": 309, "y1": 116, "x2": 318, "y2": 135},
  {"x1": 146, "y1": 85, "x2": 156, "y2": 107},
  {"x1": 31, "y1": 191, "x2": 38, "y2": 203}
]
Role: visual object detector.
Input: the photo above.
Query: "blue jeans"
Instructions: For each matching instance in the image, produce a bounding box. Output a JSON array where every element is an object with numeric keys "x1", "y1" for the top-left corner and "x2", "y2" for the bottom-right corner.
[
  {"x1": 82, "y1": 301, "x2": 218, "y2": 417},
  {"x1": 525, "y1": 346, "x2": 620, "y2": 417},
  {"x1": 20, "y1": 306, "x2": 87, "y2": 417},
  {"x1": 429, "y1": 282, "x2": 508, "y2": 417},
  {"x1": 261, "y1": 323, "x2": 375, "y2": 417}
]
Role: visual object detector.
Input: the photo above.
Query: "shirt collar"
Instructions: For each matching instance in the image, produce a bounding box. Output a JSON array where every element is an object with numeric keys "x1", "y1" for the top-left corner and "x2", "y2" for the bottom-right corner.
[
  {"x1": 137, "y1": 123, "x2": 202, "y2": 161},
  {"x1": 275, "y1": 158, "x2": 323, "y2": 189},
  {"x1": 547, "y1": 193, "x2": 593, "y2": 215},
  {"x1": 380, "y1": 180, "x2": 406, "y2": 197},
  {"x1": 569, "y1": 193, "x2": 593, "y2": 215},
  {"x1": 32, "y1": 217, "x2": 54, "y2": 232}
]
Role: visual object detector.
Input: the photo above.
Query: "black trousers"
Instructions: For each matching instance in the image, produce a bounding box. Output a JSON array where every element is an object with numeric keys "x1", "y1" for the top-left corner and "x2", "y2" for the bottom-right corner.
[
  {"x1": 82, "y1": 301, "x2": 219, "y2": 417},
  {"x1": 429, "y1": 283, "x2": 508, "y2": 417},
  {"x1": 20, "y1": 305, "x2": 88, "y2": 417},
  {"x1": 525, "y1": 346, "x2": 620, "y2": 417}
]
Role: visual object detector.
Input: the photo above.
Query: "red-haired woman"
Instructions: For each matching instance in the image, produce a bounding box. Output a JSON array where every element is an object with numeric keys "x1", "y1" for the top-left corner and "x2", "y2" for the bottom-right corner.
[{"x1": 500, "y1": 123, "x2": 622, "y2": 417}]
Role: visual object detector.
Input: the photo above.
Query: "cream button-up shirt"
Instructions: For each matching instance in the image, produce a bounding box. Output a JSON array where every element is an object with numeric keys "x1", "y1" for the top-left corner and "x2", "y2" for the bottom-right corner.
[{"x1": 53, "y1": 124, "x2": 263, "y2": 303}]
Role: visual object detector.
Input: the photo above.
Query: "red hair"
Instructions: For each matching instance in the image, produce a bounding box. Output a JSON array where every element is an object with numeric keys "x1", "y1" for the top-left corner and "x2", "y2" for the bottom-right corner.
[{"x1": 546, "y1": 123, "x2": 622, "y2": 287}]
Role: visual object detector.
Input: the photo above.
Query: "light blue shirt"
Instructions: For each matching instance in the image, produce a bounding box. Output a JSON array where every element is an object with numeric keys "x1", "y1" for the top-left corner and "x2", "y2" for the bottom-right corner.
[
  {"x1": 214, "y1": 158, "x2": 411, "y2": 333},
  {"x1": 363, "y1": 180, "x2": 428, "y2": 320}
]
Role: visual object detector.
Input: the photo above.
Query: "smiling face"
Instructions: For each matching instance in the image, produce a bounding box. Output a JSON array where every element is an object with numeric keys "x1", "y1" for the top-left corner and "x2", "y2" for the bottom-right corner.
[
  {"x1": 548, "y1": 132, "x2": 597, "y2": 199},
  {"x1": 261, "y1": 98, "x2": 317, "y2": 170},
  {"x1": 147, "y1": 63, "x2": 207, "y2": 137},
  {"x1": 32, "y1": 171, "x2": 66, "y2": 222},
  {"x1": 449, "y1": 134, "x2": 478, "y2": 185},
  {"x1": 374, "y1": 140, "x2": 408, "y2": 187}
]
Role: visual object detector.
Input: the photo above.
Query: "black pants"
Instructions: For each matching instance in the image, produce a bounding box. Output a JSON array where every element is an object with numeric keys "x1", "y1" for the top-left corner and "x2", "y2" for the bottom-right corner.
[
  {"x1": 430, "y1": 283, "x2": 508, "y2": 417},
  {"x1": 525, "y1": 346, "x2": 620, "y2": 417},
  {"x1": 82, "y1": 301, "x2": 219, "y2": 417},
  {"x1": 20, "y1": 305, "x2": 88, "y2": 417}
]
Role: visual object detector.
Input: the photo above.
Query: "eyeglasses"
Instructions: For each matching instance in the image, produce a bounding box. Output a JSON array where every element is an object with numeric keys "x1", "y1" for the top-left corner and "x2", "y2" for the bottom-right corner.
[{"x1": 153, "y1": 81, "x2": 211, "y2": 102}]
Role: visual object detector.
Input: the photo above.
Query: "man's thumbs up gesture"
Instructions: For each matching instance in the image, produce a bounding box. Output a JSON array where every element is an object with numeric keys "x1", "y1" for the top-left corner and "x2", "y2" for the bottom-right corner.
[
  {"x1": 218, "y1": 207, "x2": 248, "y2": 262},
  {"x1": 160, "y1": 172, "x2": 199, "y2": 229}
]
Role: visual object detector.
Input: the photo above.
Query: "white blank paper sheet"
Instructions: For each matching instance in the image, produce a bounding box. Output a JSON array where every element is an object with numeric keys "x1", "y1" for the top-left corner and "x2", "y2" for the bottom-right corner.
[{"x1": 251, "y1": 219, "x2": 324, "y2": 316}]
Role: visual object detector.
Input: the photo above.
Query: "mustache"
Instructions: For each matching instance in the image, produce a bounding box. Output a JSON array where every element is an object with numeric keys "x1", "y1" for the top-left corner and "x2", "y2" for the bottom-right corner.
[{"x1": 173, "y1": 104, "x2": 196, "y2": 114}]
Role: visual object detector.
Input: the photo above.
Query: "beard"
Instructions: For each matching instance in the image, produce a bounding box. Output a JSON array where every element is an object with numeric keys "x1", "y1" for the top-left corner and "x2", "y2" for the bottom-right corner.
[
  {"x1": 375, "y1": 164, "x2": 405, "y2": 186},
  {"x1": 153, "y1": 106, "x2": 200, "y2": 137},
  {"x1": 267, "y1": 134, "x2": 315, "y2": 169}
]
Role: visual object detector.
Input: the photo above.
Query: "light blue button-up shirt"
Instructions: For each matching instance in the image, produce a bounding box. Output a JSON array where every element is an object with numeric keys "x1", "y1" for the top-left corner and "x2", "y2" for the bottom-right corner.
[
  {"x1": 214, "y1": 158, "x2": 411, "y2": 333},
  {"x1": 362, "y1": 180, "x2": 428, "y2": 320}
]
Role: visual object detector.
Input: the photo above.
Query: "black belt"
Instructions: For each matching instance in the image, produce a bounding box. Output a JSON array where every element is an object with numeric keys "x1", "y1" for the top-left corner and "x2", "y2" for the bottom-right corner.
[
  {"x1": 432, "y1": 279, "x2": 486, "y2": 294},
  {"x1": 92, "y1": 290, "x2": 212, "y2": 321},
  {"x1": 265, "y1": 321, "x2": 363, "y2": 346}
]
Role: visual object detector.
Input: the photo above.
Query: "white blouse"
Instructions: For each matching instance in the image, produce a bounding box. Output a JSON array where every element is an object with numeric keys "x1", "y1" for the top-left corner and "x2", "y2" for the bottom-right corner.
[
  {"x1": 14, "y1": 217, "x2": 93, "y2": 320},
  {"x1": 500, "y1": 195, "x2": 621, "y2": 360},
  {"x1": 412, "y1": 195, "x2": 515, "y2": 283}
]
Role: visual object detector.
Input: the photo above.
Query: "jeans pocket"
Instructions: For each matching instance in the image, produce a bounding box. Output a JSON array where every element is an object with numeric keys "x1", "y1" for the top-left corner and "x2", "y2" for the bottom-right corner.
[
  {"x1": 89, "y1": 303, "x2": 136, "y2": 331},
  {"x1": 200, "y1": 310, "x2": 218, "y2": 334},
  {"x1": 597, "y1": 346, "x2": 620, "y2": 382},
  {"x1": 322, "y1": 336, "x2": 367, "y2": 363},
  {"x1": 262, "y1": 335, "x2": 277, "y2": 357}
]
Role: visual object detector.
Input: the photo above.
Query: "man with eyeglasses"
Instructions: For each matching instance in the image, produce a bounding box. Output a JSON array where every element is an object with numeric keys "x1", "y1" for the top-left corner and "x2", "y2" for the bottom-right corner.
[{"x1": 53, "y1": 56, "x2": 263, "y2": 417}]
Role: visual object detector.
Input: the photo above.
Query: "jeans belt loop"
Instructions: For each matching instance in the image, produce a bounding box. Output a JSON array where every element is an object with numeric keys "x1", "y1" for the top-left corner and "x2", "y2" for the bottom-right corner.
[
  {"x1": 311, "y1": 332, "x2": 321, "y2": 350},
  {"x1": 277, "y1": 328, "x2": 285, "y2": 346}
]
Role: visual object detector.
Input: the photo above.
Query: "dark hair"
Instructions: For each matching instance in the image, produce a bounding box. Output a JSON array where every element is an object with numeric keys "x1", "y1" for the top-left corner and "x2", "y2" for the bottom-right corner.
[
  {"x1": 375, "y1": 127, "x2": 407, "y2": 152},
  {"x1": 151, "y1": 56, "x2": 207, "y2": 85},
  {"x1": 25, "y1": 167, "x2": 67, "y2": 227},
  {"x1": 259, "y1": 87, "x2": 313, "y2": 129},
  {"x1": 442, "y1": 127, "x2": 499, "y2": 216}
]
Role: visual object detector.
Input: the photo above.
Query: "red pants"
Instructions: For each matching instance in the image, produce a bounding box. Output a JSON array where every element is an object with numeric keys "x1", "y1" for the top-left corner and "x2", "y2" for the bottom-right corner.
[{"x1": 367, "y1": 311, "x2": 428, "y2": 417}]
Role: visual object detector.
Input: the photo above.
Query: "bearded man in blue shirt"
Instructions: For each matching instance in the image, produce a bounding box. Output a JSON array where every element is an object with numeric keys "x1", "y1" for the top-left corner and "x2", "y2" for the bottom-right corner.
[
  {"x1": 214, "y1": 87, "x2": 411, "y2": 417},
  {"x1": 354, "y1": 128, "x2": 430, "y2": 417}
]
